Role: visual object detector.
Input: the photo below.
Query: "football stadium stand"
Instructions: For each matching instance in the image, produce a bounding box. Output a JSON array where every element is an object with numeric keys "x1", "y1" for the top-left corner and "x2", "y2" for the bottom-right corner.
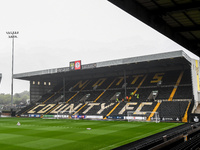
[
  {"x1": 14, "y1": 50, "x2": 200, "y2": 124},
  {"x1": 13, "y1": 50, "x2": 200, "y2": 149},
  {"x1": 7, "y1": 1, "x2": 200, "y2": 148}
]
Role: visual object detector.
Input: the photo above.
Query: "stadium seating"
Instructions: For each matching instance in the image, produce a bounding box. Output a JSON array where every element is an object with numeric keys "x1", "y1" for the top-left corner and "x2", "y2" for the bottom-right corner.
[
  {"x1": 157, "y1": 101, "x2": 189, "y2": 121},
  {"x1": 173, "y1": 86, "x2": 193, "y2": 99},
  {"x1": 169, "y1": 132, "x2": 200, "y2": 150},
  {"x1": 16, "y1": 104, "x2": 35, "y2": 116},
  {"x1": 17, "y1": 69, "x2": 193, "y2": 123}
]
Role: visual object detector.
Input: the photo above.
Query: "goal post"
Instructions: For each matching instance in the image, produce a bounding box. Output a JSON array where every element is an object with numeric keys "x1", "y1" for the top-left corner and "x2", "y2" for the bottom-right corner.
[
  {"x1": 56, "y1": 111, "x2": 79, "y2": 120},
  {"x1": 127, "y1": 111, "x2": 160, "y2": 123}
]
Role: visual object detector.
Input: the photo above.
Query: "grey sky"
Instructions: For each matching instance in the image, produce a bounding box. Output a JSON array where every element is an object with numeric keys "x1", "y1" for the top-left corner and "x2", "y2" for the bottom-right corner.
[{"x1": 0, "y1": 0, "x2": 198, "y2": 94}]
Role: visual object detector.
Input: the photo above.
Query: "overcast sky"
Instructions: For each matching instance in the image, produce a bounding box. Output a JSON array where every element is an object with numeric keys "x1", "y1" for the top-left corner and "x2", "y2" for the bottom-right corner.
[{"x1": 0, "y1": 0, "x2": 198, "y2": 94}]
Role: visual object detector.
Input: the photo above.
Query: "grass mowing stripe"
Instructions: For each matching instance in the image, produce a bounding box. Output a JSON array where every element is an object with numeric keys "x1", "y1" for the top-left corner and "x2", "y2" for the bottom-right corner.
[
  {"x1": 0, "y1": 118, "x2": 182, "y2": 150},
  {"x1": 99, "y1": 123, "x2": 181, "y2": 150},
  {"x1": 17, "y1": 138, "x2": 74, "y2": 149}
]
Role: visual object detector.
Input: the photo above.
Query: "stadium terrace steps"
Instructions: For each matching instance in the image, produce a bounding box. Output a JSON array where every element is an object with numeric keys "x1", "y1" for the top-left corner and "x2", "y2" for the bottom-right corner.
[
  {"x1": 65, "y1": 91, "x2": 80, "y2": 103},
  {"x1": 104, "y1": 102, "x2": 120, "y2": 119},
  {"x1": 95, "y1": 90, "x2": 116, "y2": 102},
  {"x1": 156, "y1": 87, "x2": 174, "y2": 99},
  {"x1": 93, "y1": 78, "x2": 116, "y2": 102},
  {"x1": 168, "y1": 71, "x2": 184, "y2": 101},
  {"x1": 65, "y1": 80, "x2": 91, "y2": 103},
  {"x1": 147, "y1": 102, "x2": 161, "y2": 121},
  {"x1": 182, "y1": 101, "x2": 191, "y2": 122}
]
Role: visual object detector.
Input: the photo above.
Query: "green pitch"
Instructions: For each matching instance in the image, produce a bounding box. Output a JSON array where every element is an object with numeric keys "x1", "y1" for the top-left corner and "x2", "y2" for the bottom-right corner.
[{"x1": 0, "y1": 117, "x2": 182, "y2": 150}]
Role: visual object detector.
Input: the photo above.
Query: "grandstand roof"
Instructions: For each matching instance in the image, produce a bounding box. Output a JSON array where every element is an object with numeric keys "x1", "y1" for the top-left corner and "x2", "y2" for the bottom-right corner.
[
  {"x1": 108, "y1": 0, "x2": 200, "y2": 56},
  {"x1": 14, "y1": 50, "x2": 191, "y2": 81}
]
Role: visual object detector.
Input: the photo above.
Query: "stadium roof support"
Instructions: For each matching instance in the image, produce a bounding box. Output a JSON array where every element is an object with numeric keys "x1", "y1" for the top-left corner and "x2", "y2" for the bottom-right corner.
[
  {"x1": 14, "y1": 50, "x2": 191, "y2": 81},
  {"x1": 108, "y1": 0, "x2": 200, "y2": 56}
]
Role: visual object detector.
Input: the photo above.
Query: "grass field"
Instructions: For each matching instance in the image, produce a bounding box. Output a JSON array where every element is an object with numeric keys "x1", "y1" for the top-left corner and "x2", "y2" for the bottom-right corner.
[{"x1": 0, "y1": 117, "x2": 182, "y2": 150}]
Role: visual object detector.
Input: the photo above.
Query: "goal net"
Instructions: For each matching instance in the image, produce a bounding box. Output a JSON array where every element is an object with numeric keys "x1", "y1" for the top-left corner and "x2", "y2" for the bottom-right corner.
[
  {"x1": 56, "y1": 111, "x2": 79, "y2": 120},
  {"x1": 127, "y1": 111, "x2": 160, "y2": 123}
]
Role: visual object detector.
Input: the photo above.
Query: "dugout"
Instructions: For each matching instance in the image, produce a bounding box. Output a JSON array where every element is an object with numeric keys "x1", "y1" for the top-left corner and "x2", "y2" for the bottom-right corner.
[{"x1": 14, "y1": 50, "x2": 200, "y2": 113}]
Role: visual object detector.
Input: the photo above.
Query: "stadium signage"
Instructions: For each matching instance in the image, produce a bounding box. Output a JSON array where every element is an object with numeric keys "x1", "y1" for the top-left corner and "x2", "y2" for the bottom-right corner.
[
  {"x1": 27, "y1": 102, "x2": 154, "y2": 116},
  {"x1": 20, "y1": 114, "x2": 28, "y2": 117},
  {"x1": 107, "y1": 116, "x2": 124, "y2": 119},
  {"x1": 71, "y1": 115, "x2": 85, "y2": 119},
  {"x1": 190, "y1": 114, "x2": 200, "y2": 122},
  {"x1": 85, "y1": 115, "x2": 103, "y2": 119},
  {"x1": 161, "y1": 117, "x2": 180, "y2": 122},
  {"x1": 70, "y1": 60, "x2": 81, "y2": 70},
  {"x1": 6, "y1": 31, "x2": 19, "y2": 34},
  {"x1": 25, "y1": 102, "x2": 183, "y2": 122},
  {"x1": 125, "y1": 116, "x2": 145, "y2": 120},
  {"x1": 6, "y1": 31, "x2": 19, "y2": 38},
  {"x1": 29, "y1": 114, "x2": 41, "y2": 118},
  {"x1": 82, "y1": 63, "x2": 97, "y2": 69},
  {"x1": 57, "y1": 67, "x2": 69, "y2": 73}
]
